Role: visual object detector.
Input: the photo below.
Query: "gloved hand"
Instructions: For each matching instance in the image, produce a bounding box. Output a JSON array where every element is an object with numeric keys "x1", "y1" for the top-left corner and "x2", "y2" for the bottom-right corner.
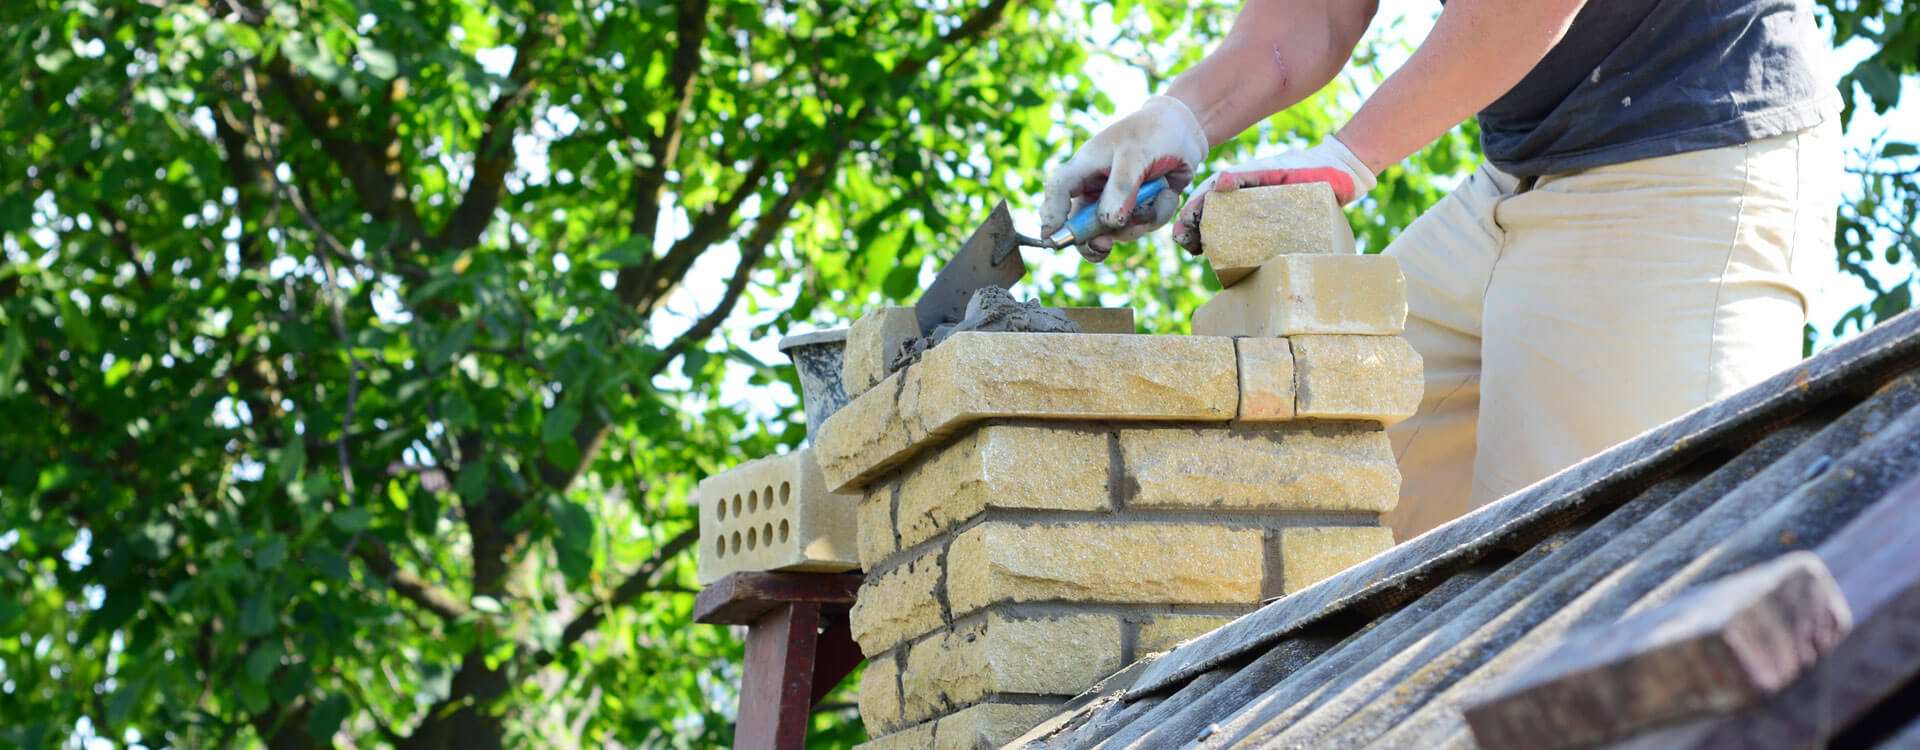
[
  {"x1": 1040, "y1": 95, "x2": 1209, "y2": 262},
  {"x1": 1171, "y1": 137, "x2": 1377, "y2": 255}
]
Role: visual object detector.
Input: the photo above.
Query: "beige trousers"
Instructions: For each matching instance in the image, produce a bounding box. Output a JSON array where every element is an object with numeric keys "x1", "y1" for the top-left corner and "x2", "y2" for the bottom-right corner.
[{"x1": 1382, "y1": 122, "x2": 1842, "y2": 541}]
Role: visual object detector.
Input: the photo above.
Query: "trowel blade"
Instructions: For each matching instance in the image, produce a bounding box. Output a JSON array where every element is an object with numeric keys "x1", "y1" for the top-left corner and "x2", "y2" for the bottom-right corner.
[{"x1": 914, "y1": 201, "x2": 1028, "y2": 336}]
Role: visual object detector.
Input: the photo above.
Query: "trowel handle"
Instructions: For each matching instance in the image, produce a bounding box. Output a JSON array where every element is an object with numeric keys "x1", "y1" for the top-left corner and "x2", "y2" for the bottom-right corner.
[{"x1": 1047, "y1": 177, "x2": 1171, "y2": 247}]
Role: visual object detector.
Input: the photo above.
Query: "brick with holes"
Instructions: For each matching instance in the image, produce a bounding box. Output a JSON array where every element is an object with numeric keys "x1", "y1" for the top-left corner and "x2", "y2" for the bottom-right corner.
[{"x1": 694, "y1": 446, "x2": 861, "y2": 585}]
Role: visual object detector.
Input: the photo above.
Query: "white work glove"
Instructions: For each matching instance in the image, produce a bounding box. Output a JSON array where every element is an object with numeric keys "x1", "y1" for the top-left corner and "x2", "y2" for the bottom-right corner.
[
  {"x1": 1040, "y1": 95, "x2": 1209, "y2": 262},
  {"x1": 1171, "y1": 136, "x2": 1377, "y2": 255}
]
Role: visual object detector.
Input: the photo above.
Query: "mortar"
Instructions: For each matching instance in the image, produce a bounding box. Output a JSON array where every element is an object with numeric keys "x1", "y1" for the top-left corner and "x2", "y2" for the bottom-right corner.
[{"x1": 778, "y1": 328, "x2": 850, "y2": 441}]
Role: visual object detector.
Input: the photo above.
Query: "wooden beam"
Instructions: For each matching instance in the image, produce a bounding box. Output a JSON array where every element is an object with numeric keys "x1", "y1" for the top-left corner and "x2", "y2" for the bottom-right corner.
[
  {"x1": 1462, "y1": 551, "x2": 1852, "y2": 750},
  {"x1": 693, "y1": 571, "x2": 864, "y2": 626},
  {"x1": 736, "y1": 603, "x2": 821, "y2": 750}
]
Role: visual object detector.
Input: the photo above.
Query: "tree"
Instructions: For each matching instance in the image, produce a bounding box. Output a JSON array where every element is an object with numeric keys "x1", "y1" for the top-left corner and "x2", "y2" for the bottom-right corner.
[
  {"x1": 1823, "y1": 0, "x2": 1920, "y2": 342},
  {"x1": 0, "y1": 0, "x2": 1101, "y2": 745},
  {"x1": 6, "y1": 1, "x2": 1909, "y2": 749}
]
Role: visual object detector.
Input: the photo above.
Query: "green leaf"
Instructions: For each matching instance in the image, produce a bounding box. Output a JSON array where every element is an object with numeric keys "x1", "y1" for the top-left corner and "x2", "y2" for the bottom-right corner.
[
  {"x1": 238, "y1": 594, "x2": 276, "y2": 637},
  {"x1": 596, "y1": 237, "x2": 651, "y2": 267},
  {"x1": 1884, "y1": 142, "x2": 1918, "y2": 158},
  {"x1": 246, "y1": 642, "x2": 283, "y2": 683},
  {"x1": 255, "y1": 537, "x2": 287, "y2": 570},
  {"x1": 360, "y1": 47, "x2": 400, "y2": 79},
  {"x1": 329, "y1": 507, "x2": 373, "y2": 533},
  {"x1": 542, "y1": 401, "x2": 580, "y2": 446},
  {"x1": 0, "y1": 326, "x2": 24, "y2": 397},
  {"x1": 1853, "y1": 61, "x2": 1902, "y2": 110},
  {"x1": 105, "y1": 677, "x2": 145, "y2": 726},
  {"x1": 306, "y1": 695, "x2": 351, "y2": 741},
  {"x1": 550, "y1": 498, "x2": 594, "y2": 585},
  {"x1": 470, "y1": 595, "x2": 504, "y2": 614},
  {"x1": 236, "y1": 677, "x2": 270, "y2": 715},
  {"x1": 432, "y1": 320, "x2": 477, "y2": 366},
  {"x1": 279, "y1": 440, "x2": 307, "y2": 483}
]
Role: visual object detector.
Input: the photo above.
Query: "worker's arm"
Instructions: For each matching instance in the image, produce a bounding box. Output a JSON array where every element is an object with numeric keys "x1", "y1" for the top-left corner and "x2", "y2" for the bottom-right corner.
[
  {"x1": 1040, "y1": 0, "x2": 1379, "y2": 260},
  {"x1": 1337, "y1": 0, "x2": 1586, "y2": 172},
  {"x1": 1172, "y1": 0, "x2": 1589, "y2": 253},
  {"x1": 1166, "y1": 0, "x2": 1380, "y2": 148}
]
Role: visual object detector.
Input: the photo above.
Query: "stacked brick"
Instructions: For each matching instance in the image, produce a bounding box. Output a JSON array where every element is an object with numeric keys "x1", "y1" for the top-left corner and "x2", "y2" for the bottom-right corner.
[
  {"x1": 820, "y1": 187, "x2": 1419, "y2": 750},
  {"x1": 693, "y1": 447, "x2": 861, "y2": 585}
]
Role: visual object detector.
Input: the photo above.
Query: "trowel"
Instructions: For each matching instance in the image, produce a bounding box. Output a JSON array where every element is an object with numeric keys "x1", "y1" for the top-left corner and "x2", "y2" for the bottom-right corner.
[{"x1": 913, "y1": 177, "x2": 1171, "y2": 335}]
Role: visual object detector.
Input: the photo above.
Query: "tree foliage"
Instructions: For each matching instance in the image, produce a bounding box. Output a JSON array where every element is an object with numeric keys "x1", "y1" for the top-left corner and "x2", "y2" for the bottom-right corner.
[
  {"x1": 1, "y1": 1, "x2": 1912, "y2": 748},
  {"x1": 1823, "y1": 0, "x2": 1920, "y2": 339}
]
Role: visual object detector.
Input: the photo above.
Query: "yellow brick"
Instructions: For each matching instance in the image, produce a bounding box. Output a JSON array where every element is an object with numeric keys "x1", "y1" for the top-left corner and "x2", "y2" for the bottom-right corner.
[
  {"x1": 1291, "y1": 335, "x2": 1423, "y2": 426},
  {"x1": 1278, "y1": 526, "x2": 1398, "y2": 592},
  {"x1": 945, "y1": 522, "x2": 1265, "y2": 616},
  {"x1": 816, "y1": 333, "x2": 1238, "y2": 493},
  {"x1": 1235, "y1": 337, "x2": 1296, "y2": 421},
  {"x1": 858, "y1": 490, "x2": 895, "y2": 570},
  {"x1": 893, "y1": 425, "x2": 1111, "y2": 550},
  {"x1": 934, "y1": 702, "x2": 1062, "y2": 750},
  {"x1": 1117, "y1": 424, "x2": 1398, "y2": 513},
  {"x1": 850, "y1": 546, "x2": 947, "y2": 654},
  {"x1": 1190, "y1": 255, "x2": 1407, "y2": 337},
  {"x1": 901, "y1": 614, "x2": 1122, "y2": 722},
  {"x1": 845, "y1": 307, "x2": 922, "y2": 400},
  {"x1": 695, "y1": 447, "x2": 860, "y2": 586},
  {"x1": 845, "y1": 308, "x2": 1133, "y2": 402},
  {"x1": 1200, "y1": 183, "x2": 1355, "y2": 287},
  {"x1": 859, "y1": 652, "x2": 907, "y2": 736},
  {"x1": 1135, "y1": 614, "x2": 1240, "y2": 657},
  {"x1": 855, "y1": 720, "x2": 935, "y2": 750}
]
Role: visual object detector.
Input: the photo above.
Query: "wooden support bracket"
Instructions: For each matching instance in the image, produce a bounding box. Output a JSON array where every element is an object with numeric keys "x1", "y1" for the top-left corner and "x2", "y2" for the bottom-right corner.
[{"x1": 695, "y1": 572, "x2": 866, "y2": 750}]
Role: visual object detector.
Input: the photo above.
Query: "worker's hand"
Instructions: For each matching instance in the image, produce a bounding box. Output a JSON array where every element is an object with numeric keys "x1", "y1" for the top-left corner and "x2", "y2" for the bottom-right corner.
[
  {"x1": 1171, "y1": 137, "x2": 1376, "y2": 255},
  {"x1": 1041, "y1": 95, "x2": 1209, "y2": 262}
]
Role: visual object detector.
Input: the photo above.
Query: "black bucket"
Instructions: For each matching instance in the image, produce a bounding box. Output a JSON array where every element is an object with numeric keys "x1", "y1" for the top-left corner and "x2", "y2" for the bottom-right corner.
[{"x1": 777, "y1": 328, "x2": 850, "y2": 442}]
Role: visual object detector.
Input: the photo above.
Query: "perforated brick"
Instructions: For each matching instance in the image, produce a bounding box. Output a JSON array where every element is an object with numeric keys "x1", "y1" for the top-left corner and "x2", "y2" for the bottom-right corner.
[{"x1": 694, "y1": 447, "x2": 859, "y2": 585}]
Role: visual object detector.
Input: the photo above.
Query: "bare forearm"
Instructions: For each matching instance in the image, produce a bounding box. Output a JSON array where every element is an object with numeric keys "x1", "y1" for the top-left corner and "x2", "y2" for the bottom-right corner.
[
  {"x1": 1167, "y1": 0, "x2": 1379, "y2": 148},
  {"x1": 1337, "y1": 0, "x2": 1587, "y2": 173}
]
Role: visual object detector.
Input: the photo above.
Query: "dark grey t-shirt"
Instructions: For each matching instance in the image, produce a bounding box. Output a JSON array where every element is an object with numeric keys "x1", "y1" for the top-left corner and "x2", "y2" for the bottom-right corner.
[{"x1": 1475, "y1": 0, "x2": 1837, "y2": 177}]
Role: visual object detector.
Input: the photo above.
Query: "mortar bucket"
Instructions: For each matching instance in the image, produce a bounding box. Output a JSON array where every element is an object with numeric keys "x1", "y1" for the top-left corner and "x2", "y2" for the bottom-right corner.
[{"x1": 777, "y1": 328, "x2": 849, "y2": 441}]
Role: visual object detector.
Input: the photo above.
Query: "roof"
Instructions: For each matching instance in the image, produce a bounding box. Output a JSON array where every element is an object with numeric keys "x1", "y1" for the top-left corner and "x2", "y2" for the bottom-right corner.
[{"x1": 1011, "y1": 308, "x2": 1920, "y2": 749}]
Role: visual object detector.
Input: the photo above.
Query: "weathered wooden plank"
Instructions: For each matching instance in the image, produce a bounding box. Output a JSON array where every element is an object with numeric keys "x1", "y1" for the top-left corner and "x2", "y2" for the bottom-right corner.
[
  {"x1": 1353, "y1": 392, "x2": 1920, "y2": 749},
  {"x1": 692, "y1": 571, "x2": 863, "y2": 625},
  {"x1": 736, "y1": 603, "x2": 821, "y2": 750},
  {"x1": 1462, "y1": 551, "x2": 1851, "y2": 750},
  {"x1": 1668, "y1": 470, "x2": 1920, "y2": 749},
  {"x1": 809, "y1": 610, "x2": 864, "y2": 704},
  {"x1": 1130, "y1": 309, "x2": 1920, "y2": 697}
]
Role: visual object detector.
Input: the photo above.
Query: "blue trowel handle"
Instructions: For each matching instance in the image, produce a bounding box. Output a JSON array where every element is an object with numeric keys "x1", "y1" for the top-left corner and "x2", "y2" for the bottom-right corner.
[{"x1": 1047, "y1": 177, "x2": 1171, "y2": 247}]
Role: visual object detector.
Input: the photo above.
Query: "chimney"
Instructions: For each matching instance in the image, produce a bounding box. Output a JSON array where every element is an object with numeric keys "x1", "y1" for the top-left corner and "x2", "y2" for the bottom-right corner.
[{"x1": 820, "y1": 183, "x2": 1422, "y2": 748}]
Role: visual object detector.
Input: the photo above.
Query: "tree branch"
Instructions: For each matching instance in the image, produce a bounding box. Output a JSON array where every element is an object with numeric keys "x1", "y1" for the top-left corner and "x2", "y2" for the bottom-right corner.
[
  {"x1": 615, "y1": 154, "x2": 771, "y2": 310},
  {"x1": 440, "y1": 19, "x2": 549, "y2": 249},
  {"x1": 539, "y1": 527, "x2": 698, "y2": 664},
  {"x1": 356, "y1": 539, "x2": 471, "y2": 621},
  {"x1": 625, "y1": 0, "x2": 711, "y2": 244},
  {"x1": 262, "y1": 55, "x2": 427, "y2": 244}
]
